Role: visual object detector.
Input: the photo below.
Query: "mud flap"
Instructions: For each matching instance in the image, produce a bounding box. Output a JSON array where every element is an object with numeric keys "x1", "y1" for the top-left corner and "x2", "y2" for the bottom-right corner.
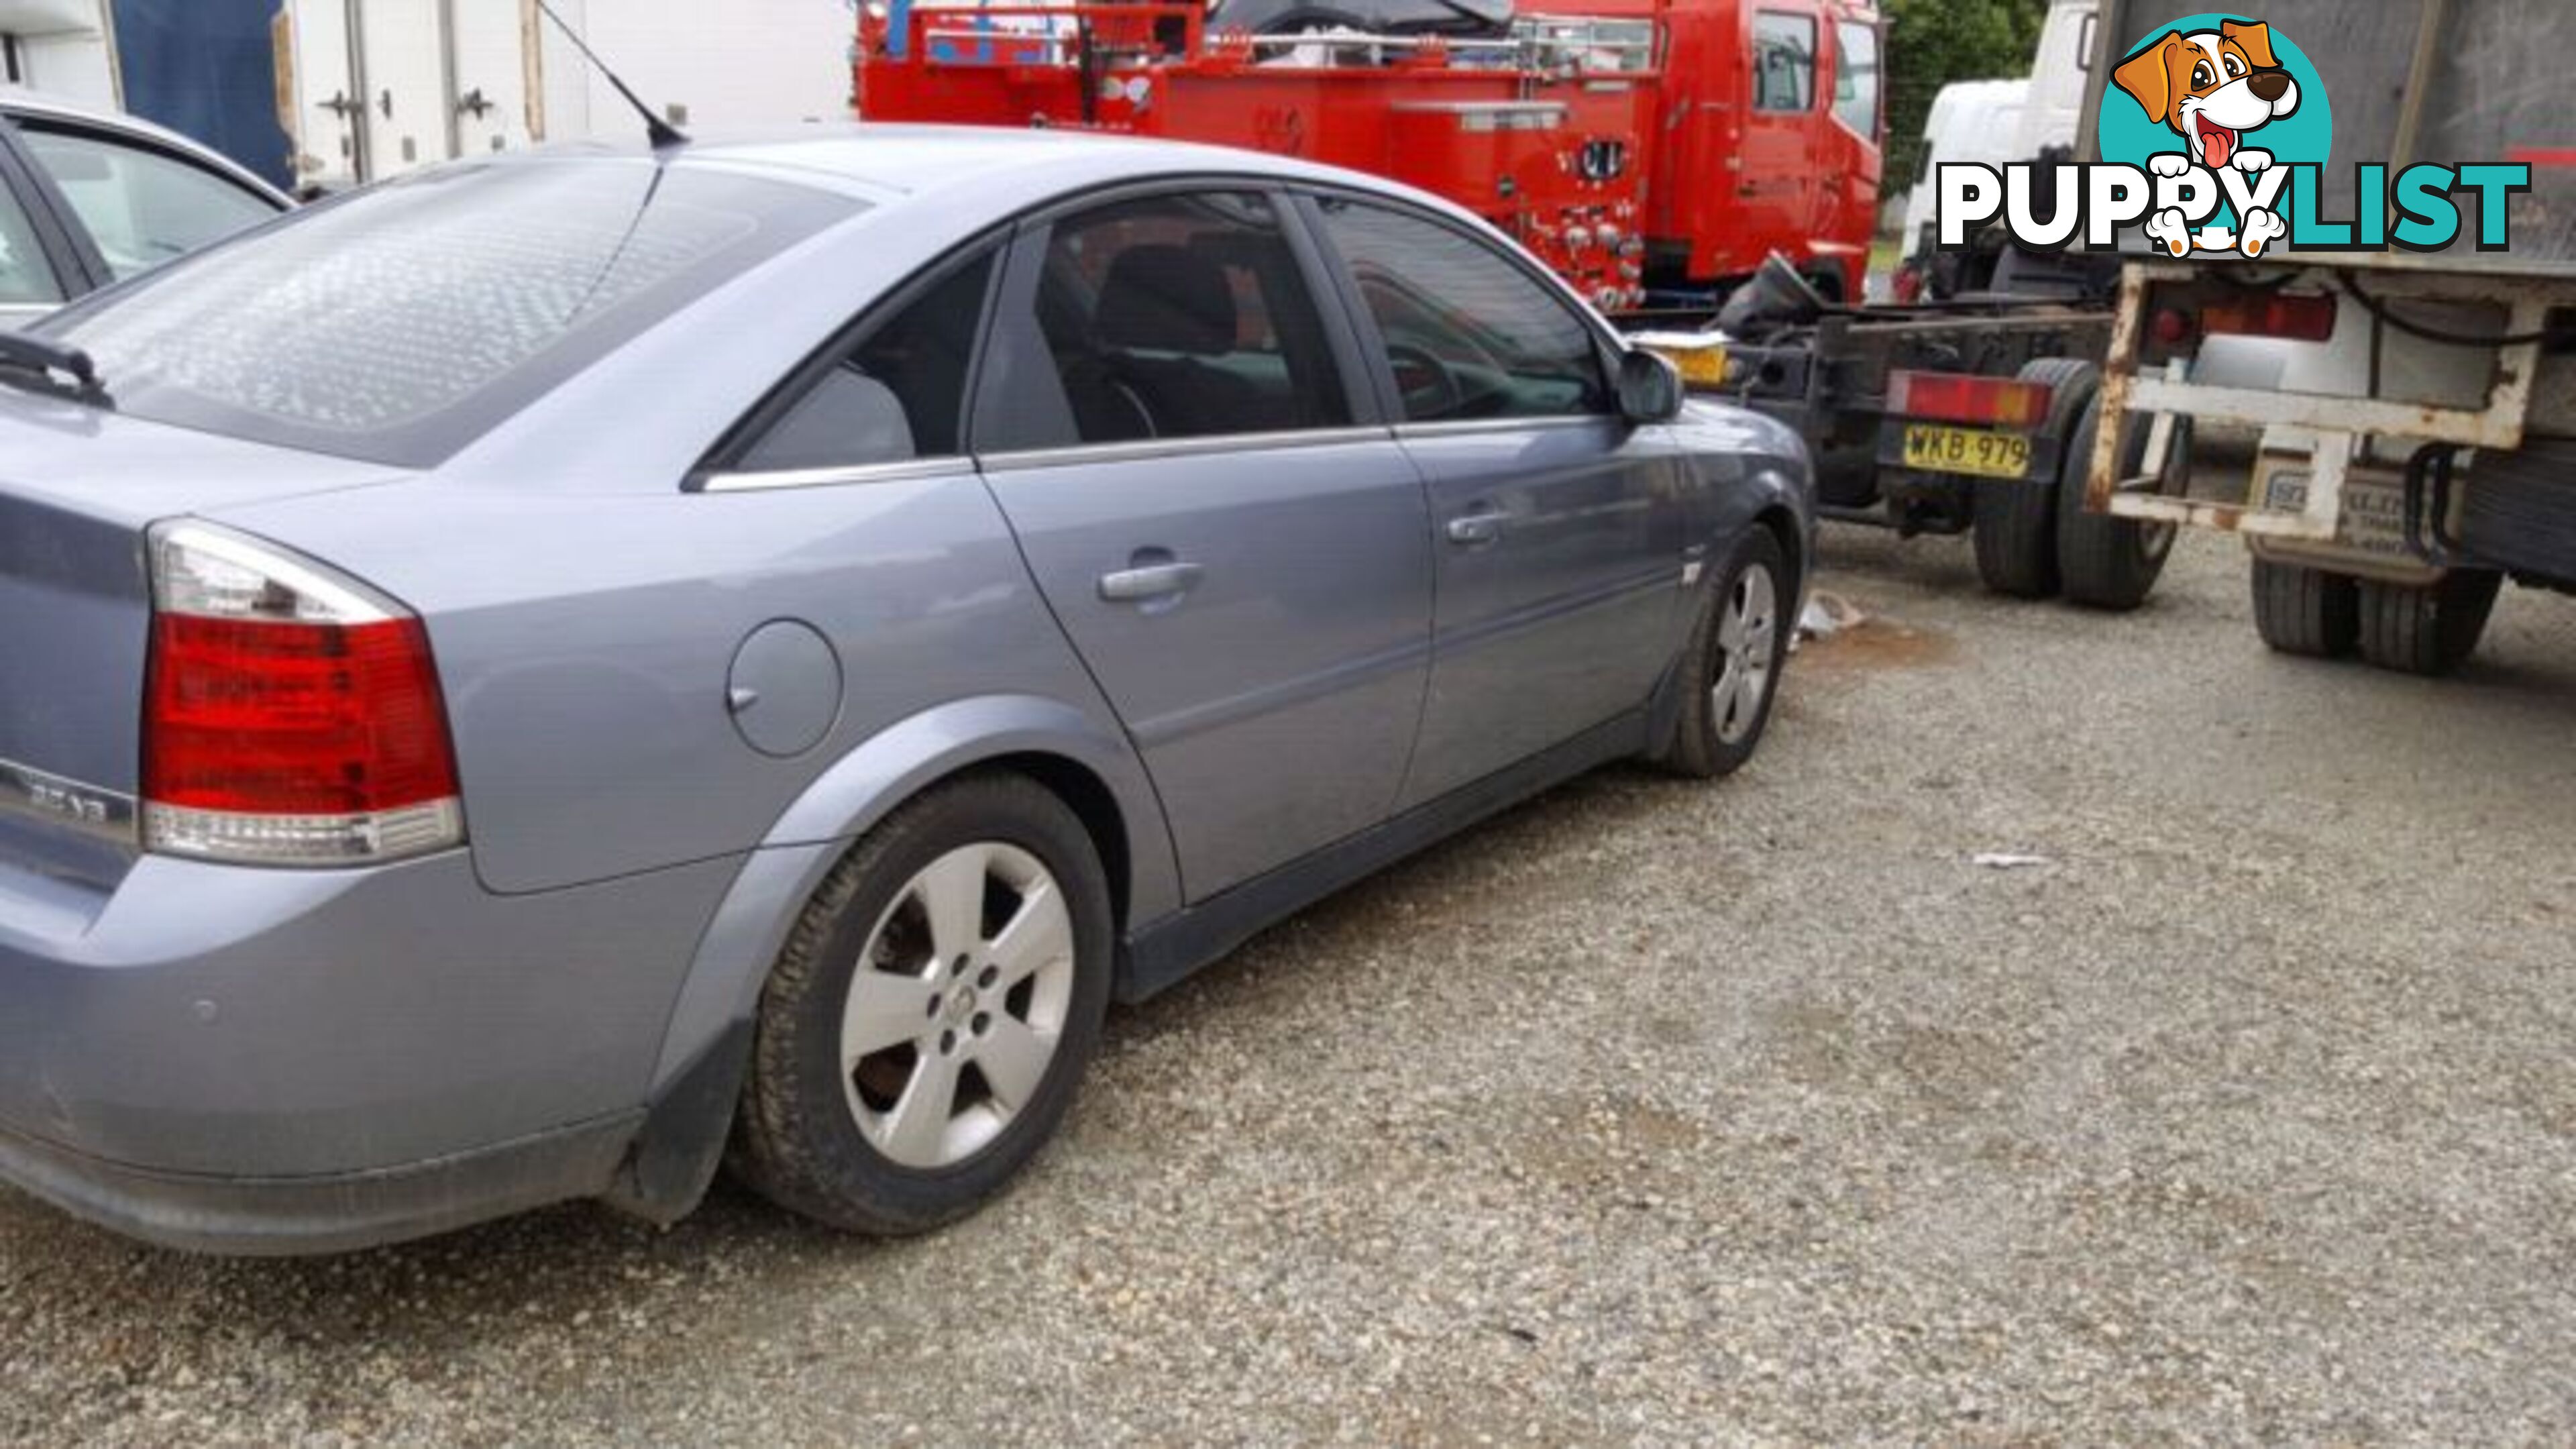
[{"x1": 600, "y1": 1020, "x2": 753, "y2": 1226}]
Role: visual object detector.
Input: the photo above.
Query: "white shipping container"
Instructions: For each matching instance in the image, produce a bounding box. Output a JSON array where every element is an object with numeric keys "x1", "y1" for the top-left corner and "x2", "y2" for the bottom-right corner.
[
  {"x1": 277, "y1": 0, "x2": 858, "y2": 189},
  {"x1": 0, "y1": 0, "x2": 116, "y2": 107}
]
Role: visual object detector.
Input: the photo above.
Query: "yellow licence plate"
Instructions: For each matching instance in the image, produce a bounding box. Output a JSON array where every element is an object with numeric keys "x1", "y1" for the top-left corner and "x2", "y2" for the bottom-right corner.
[
  {"x1": 1902, "y1": 424, "x2": 2032, "y2": 480},
  {"x1": 1668, "y1": 344, "x2": 1729, "y2": 387},
  {"x1": 1634, "y1": 339, "x2": 1729, "y2": 388}
]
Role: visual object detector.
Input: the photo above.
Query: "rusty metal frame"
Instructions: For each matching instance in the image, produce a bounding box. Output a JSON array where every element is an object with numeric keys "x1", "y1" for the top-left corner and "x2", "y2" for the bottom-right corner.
[{"x1": 2086, "y1": 260, "x2": 2563, "y2": 540}]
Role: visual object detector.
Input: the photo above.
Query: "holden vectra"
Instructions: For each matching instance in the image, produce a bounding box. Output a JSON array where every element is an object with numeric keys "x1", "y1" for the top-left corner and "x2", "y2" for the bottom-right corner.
[{"x1": 0, "y1": 127, "x2": 1812, "y2": 1252}]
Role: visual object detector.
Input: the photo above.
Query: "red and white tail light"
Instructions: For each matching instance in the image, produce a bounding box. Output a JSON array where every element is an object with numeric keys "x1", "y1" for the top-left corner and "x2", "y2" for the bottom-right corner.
[
  {"x1": 1884, "y1": 370, "x2": 2055, "y2": 431},
  {"x1": 143, "y1": 523, "x2": 465, "y2": 867}
]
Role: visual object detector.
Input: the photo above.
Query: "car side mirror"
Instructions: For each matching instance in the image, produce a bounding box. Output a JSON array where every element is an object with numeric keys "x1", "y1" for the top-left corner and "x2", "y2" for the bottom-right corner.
[{"x1": 1615, "y1": 348, "x2": 1684, "y2": 425}]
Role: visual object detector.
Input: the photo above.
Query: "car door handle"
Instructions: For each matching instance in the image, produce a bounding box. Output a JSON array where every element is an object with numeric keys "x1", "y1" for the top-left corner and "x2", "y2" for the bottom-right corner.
[
  {"x1": 1446, "y1": 511, "x2": 1506, "y2": 547},
  {"x1": 1097, "y1": 561, "x2": 1203, "y2": 602}
]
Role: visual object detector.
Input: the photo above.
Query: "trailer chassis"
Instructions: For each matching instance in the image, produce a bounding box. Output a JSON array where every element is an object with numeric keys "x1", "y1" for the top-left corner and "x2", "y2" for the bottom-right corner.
[
  {"x1": 1650, "y1": 301, "x2": 2129, "y2": 534},
  {"x1": 2086, "y1": 261, "x2": 2570, "y2": 542}
]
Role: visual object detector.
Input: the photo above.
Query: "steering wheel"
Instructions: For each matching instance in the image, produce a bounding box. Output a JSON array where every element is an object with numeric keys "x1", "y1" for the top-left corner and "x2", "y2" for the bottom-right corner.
[{"x1": 1385, "y1": 342, "x2": 1464, "y2": 419}]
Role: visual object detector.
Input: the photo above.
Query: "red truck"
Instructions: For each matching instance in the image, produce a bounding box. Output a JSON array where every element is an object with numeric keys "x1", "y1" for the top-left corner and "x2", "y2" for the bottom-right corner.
[{"x1": 854, "y1": 0, "x2": 1884, "y2": 309}]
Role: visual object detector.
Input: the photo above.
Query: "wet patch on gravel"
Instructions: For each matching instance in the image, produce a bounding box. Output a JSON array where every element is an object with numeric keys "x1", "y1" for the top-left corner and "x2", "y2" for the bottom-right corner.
[{"x1": 1799, "y1": 616, "x2": 1961, "y2": 673}]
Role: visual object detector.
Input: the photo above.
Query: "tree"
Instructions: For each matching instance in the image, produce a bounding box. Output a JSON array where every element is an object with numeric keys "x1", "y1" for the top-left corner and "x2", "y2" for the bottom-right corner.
[{"x1": 1880, "y1": 0, "x2": 2051, "y2": 190}]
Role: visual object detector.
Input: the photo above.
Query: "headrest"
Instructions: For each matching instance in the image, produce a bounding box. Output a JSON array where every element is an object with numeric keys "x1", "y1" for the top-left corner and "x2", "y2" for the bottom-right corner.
[{"x1": 1093, "y1": 244, "x2": 1237, "y2": 356}]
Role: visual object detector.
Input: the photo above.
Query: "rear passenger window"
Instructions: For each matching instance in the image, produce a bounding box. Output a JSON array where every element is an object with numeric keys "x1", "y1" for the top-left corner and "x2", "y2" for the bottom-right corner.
[
  {"x1": 1311, "y1": 198, "x2": 1611, "y2": 423},
  {"x1": 0, "y1": 182, "x2": 63, "y2": 306},
  {"x1": 991, "y1": 191, "x2": 1350, "y2": 449},
  {"x1": 737, "y1": 250, "x2": 996, "y2": 472},
  {"x1": 1754, "y1": 12, "x2": 1817, "y2": 112}
]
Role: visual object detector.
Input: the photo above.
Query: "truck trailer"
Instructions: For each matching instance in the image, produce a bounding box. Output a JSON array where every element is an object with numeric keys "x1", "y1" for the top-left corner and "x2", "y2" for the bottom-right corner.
[{"x1": 2071, "y1": 0, "x2": 2576, "y2": 675}]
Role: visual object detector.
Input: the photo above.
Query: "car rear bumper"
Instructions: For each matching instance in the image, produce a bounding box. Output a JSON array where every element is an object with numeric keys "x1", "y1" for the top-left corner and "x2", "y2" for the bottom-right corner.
[
  {"x1": 0, "y1": 1109, "x2": 639, "y2": 1255},
  {"x1": 0, "y1": 844, "x2": 735, "y2": 1251}
]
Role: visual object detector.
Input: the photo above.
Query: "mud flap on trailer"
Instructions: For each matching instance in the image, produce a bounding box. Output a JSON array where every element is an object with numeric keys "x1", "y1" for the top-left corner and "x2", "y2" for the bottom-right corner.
[{"x1": 2428, "y1": 437, "x2": 2576, "y2": 592}]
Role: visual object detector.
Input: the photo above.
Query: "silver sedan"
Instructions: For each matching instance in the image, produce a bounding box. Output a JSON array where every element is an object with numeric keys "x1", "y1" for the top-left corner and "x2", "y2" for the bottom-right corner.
[{"x1": 0, "y1": 125, "x2": 1811, "y2": 1252}]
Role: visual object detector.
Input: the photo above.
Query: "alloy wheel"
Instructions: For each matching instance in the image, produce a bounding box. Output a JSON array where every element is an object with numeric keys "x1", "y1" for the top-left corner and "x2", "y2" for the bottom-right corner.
[
  {"x1": 837, "y1": 842, "x2": 1075, "y2": 1169},
  {"x1": 1712, "y1": 561, "x2": 1779, "y2": 745}
]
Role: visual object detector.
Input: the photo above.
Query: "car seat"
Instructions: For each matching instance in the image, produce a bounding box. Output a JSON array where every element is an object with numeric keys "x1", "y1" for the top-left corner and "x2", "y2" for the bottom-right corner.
[{"x1": 1089, "y1": 244, "x2": 1269, "y2": 437}]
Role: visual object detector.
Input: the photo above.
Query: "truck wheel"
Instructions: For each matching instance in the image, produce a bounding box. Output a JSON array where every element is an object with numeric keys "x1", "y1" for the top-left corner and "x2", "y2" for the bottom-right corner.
[
  {"x1": 1972, "y1": 475, "x2": 2059, "y2": 597},
  {"x1": 2057, "y1": 395, "x2": 2190, "y2": 611},
  {"x1": 2355, "y1": 570, "x2": 2504, "y2": 676},
  {"x1": 2249, "y1": 558, "x2": 2360, "y2": 658},
  {"x1": 1970, "y1": 358, "x2": 2099, "y2": 600}
]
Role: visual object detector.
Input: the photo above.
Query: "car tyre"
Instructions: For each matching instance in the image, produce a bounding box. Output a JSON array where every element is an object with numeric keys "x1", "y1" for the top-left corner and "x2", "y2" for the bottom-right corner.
[
  {"x1": 2249, "y1": 557, "x2": 2361, "y2": 658},
  {"x1": 730, "y1": 772, "x2": 1114, "y2": 1235},
  {"x1": 2355, "y1": 570, "x2": 2504, "y2": 677},
  {"x1": 2057, "y1": 394, "x2": 2189, "y2": 611},
  {"x1": 1971, "y1": 358, "x2": 2098, "y2": 598},
  {"x1": 1654, "y1": 528, "x2": 1792, "y2": 779}
]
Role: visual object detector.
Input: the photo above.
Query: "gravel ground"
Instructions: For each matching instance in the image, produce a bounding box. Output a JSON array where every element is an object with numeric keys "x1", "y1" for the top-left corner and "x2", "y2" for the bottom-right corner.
[{"x1": 7, "y1": 521, "x2": 2576, "y2": 1445}]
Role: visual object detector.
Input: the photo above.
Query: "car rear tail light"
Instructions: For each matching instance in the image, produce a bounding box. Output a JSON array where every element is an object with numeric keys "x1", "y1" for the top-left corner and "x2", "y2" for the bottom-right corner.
[
  {"x1": 1884, "y1": 370, "x2": 2053, "y2": 429},
  {"x1": 2198, "y1": 291, "x2": 2337, "y2": 342},
  {"x1": 143, "y1": 523, "x2": 464, "y2": 867}
]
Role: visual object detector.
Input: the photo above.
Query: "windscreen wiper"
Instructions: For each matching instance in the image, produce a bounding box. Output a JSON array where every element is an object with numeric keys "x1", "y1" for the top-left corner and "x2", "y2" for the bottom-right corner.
[{"x1": 0, "y1": 332, "x2": 111, "y2": 406}]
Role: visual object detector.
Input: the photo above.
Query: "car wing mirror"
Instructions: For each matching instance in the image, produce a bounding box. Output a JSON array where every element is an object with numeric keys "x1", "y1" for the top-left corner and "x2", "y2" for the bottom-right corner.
[{"x1": 1615, "y1": 347, "x2": 1683, "y2": 425}]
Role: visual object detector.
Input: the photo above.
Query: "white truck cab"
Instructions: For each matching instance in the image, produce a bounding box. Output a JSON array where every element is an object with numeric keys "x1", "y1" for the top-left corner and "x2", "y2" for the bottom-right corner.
[
  {"x1": 1896, "y1": 0, "x2": 2096, "y2": 299},
  {"x1": 1896, "y1": 77, "x2": 2029, "y2": 300},
  {"x1": 2012, "y1": 0, "x2": 2096, "y2": 168}
]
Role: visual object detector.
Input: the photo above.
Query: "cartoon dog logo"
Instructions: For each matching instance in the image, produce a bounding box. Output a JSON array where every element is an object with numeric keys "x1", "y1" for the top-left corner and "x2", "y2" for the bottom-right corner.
[{"x1": 2112, "y1": 19, "x2": 2301, "y2": 256}]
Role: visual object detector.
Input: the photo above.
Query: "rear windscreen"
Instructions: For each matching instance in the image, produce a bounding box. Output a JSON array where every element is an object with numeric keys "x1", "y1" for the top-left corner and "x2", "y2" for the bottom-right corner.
[{"x1": 37, "y1": 159, "x2": 861, "y2": 468}]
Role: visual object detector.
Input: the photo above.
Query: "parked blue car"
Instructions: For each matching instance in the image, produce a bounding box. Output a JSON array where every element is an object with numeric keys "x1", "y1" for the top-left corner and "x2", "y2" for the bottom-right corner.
[{"x1": 0, "y1": 126, "x2": 1813, "y2": 1252}]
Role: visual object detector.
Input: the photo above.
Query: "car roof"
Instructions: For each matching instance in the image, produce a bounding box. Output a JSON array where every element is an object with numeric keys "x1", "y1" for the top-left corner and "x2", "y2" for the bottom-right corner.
[
  {"x1": 542, "y1": 121, "x2": 1459, "y2": 215},
  {"x1": 0, "y1": 87, "x2": 291, "y2": 206},
  {"x1": 684, "y1": 123, "x2": 1326, "y2": 186}
]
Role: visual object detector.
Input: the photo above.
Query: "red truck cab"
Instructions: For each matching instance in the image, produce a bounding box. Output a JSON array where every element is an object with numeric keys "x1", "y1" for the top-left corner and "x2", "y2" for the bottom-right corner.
[{"x1": 1650, "y1": 0, "x2": 1882, "y2": 301}]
